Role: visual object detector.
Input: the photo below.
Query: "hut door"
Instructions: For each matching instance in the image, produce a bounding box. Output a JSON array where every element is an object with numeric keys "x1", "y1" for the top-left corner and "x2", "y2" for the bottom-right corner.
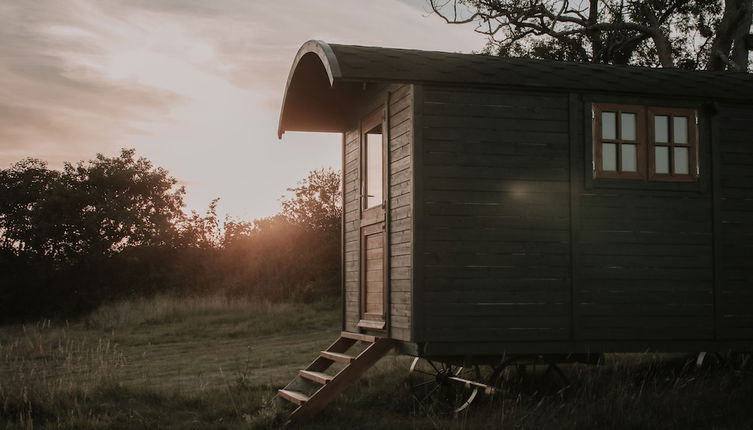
[{"x1": 359, "y1": 108, "x2": 387, "y2": 331}]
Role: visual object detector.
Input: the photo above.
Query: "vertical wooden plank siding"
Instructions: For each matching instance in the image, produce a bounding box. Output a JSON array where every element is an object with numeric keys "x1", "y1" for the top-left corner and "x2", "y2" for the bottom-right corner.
[
  {"x1": 411, "y1": 84, "x2": 424, "y2": 342},
  {"x1": 717, "y1": 104, "x2": 753, "y2": 339},
  {"x1": 388, "y1": 84, "x2": 413, "y2": 341},
  {"x1": 343, "y1": 84, "x2": 413, "y2": 339},
  {"x1": 419, "y1": 86, "x2": 572, "y2": 342},
  {"x1": 341, "y1": 132, "x2": 346, "y2": 331},
  {"x1": 343, "y1": 127, "x2": 361, "y2": 332}
]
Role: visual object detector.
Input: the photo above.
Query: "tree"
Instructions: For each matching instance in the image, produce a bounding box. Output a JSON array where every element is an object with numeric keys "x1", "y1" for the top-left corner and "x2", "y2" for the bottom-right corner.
[
  {"x1": 178, "y1": 198, "x2": 223, "y2": 249},
  {"x1": 280, "y1": 168, "x2": 342, "y2": 233},
  {"x1": 429, "y1": 0, "x2": 753, "y2": 71},
  {"x1": 0, "y1": 159, "x2": 60, "y2": 254},
  {"x1": 0, "y1": 149, "x2": 186, "y2": 261}
]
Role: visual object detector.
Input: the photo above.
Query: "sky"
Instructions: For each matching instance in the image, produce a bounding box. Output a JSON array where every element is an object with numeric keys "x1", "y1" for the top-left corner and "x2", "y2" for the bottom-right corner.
[{"x1": 1, "y1": 0, "x2": 485, "y2": 220}]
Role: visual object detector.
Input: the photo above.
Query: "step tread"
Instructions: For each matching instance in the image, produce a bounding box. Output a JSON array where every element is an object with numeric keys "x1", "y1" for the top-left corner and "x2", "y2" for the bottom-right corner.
[
  {"x1": 278, "y1": 389, "x2": 309, "y2": 405},
  {"x1": 320, "y1": 351, "x2": 355, "y2": 363},
  {"x1": 299, "y1": 370, "x2": 334, "y2": 384},
  {"x1": 340, "y1": 331, "x2": 377, "y2": 343}
]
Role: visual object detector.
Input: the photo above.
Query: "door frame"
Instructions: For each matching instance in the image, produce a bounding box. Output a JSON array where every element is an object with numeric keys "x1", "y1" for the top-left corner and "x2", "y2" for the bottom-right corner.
[{"x1": 358, "y1": 105, "x2": 389, "y2": 331}]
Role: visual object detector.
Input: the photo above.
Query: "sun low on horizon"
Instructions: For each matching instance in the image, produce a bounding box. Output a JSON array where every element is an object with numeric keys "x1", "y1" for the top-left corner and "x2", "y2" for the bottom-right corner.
[{"x1": 0, "y1": 0, "x2": 484, "y2": 221}]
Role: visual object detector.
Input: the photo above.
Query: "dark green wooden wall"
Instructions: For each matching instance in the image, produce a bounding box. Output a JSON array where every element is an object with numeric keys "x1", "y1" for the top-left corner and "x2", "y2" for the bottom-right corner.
[
  {"x1": 412, "y1": 84, "x2": 753, "y2": 351},
  {"x1": 416, "y1": 86, "x2": 572, "y2": 343}
]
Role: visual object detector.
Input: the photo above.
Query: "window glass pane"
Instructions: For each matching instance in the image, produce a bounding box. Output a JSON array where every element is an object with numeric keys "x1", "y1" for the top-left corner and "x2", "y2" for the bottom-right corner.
[
  {"x1": 673, "y1": 116, "x2": 688, "y2": 143},
  {"x1": 601, "y1": 112, "x2": 616, "y2": 139},
  {"x1": 602, "y1": 143, "x2": 617, "y2": 171},
  {"x1": 621, "y1": 144, "x2": 637, "y2": 172},
  {"x1": 674, "y1": 147, "x2": 689, "y2": 175},
  {"x1": 655, "y1": 146, "x2": 670, "y2": 174},
  {"x1": 655, "y1": 115, "x2": 669, "y2": 143},
  {"x1": 620, "y1": 113, "x2": 636, "y2": 140},
  {"x1": 366, "y1": 130, "x2": 383, "y2": 208}
]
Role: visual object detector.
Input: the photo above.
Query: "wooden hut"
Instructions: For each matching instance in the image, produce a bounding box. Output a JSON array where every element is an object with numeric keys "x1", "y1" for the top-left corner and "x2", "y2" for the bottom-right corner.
[{"x1": 275, "y1": 40, "x2": 753, "y2": 420}]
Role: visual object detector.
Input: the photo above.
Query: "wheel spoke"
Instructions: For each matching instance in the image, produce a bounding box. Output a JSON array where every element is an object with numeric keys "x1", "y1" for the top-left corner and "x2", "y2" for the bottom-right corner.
[
  {"x1": 413, "y1": 380, "x2": 435, "y2": 389},
  {"x1": 418, "y1": 384, "x2": 441, "y2": 403}
]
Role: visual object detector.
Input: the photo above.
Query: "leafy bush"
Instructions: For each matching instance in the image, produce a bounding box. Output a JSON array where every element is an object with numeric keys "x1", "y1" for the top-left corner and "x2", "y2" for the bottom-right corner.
[{"x1": 0, "y1": 151, "x2": 341, "y2": 322}]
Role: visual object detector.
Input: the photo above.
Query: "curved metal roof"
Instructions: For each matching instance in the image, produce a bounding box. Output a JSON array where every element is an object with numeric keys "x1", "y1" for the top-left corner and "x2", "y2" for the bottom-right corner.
[{"x1": 278, "y1": 40, "x2": 753, "y2": 137}]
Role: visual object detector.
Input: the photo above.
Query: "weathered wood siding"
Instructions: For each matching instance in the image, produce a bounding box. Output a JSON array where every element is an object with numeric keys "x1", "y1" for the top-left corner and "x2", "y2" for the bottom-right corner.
[
  {"x1": 388, "y1": 85, "x2": 414, "y2": 341},
  {"x1": 343, "y1": 84, "x2": 413, "y2": 340},
  {"x1": 717, "y1": 104, "x2": 753, "y2": 340},
  {"x1": 418, "y1": 86, "x2": 572, "y2": 343},
  {"x1": 343, "y1": 124, "x2": 360, "y2": 332}
]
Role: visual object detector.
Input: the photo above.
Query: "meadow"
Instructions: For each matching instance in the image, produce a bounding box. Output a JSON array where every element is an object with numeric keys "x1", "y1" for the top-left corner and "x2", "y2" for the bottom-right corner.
[{"x1": 1, "y1": 295, "x2": 752, "y2": 430}]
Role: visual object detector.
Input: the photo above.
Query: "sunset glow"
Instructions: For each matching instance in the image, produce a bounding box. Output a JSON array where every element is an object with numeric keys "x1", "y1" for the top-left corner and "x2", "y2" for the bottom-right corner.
[{"x1": 1, "y1": 0, "x2": 484, "y2": 220}]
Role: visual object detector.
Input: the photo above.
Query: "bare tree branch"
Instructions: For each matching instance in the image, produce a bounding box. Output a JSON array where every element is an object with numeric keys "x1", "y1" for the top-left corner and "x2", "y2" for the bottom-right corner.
[{"x1": 429, "y1": 0, "x2": 751, "y2": 71}]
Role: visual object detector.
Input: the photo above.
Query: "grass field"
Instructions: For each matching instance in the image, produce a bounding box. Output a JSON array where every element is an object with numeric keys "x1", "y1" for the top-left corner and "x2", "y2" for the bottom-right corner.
[{"x1": 1, "y1": 295, "x2": 752, "y2": 429}]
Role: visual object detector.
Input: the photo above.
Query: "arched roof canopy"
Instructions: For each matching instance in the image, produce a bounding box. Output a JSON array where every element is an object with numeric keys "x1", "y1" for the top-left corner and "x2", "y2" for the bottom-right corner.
[{"x1": 278, "y1": 41, "x2": 348, "y2": 138}]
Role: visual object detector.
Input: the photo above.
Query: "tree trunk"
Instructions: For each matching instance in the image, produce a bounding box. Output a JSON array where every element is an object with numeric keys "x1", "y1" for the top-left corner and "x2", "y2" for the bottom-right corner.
[
  {"x1": 708, "y1": 0, "x2": 752, "y2": 71},
  {"x1": 731, "y1": 1, "x2": 752, "y2": 71},
  {"x1": 646, "y1": 29, "x2": 674, "y2": 67},
  {"x1": 642, "y1": 5, "x2": 674, "y2": 67},
  {"x1": 588, "y1": 0, "x2": 603, "y2": 63}
]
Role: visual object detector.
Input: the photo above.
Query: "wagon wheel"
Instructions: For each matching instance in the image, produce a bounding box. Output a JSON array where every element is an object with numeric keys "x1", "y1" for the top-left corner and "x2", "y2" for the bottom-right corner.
[
  {"x1": 695, "y1": 351, "x2": 753, "y2": 371},
  {"x1": 489, "y1": 355, "x2": 569, "y2": 395},
  {"x1": 694, "y1": 351, "x2": 725, "y2": 370},
  {"x1": 408, "y1": 357, "x2": 481, "y2": 415}
]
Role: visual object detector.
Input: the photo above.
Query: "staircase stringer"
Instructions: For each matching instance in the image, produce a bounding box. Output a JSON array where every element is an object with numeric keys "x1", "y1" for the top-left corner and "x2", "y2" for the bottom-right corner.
[
  {"x1": 288, "y1": 337, "x2": 395, "y2": 423},
  {"x1": 273, "y1": 335, "x2": 358, "y2": 408}
]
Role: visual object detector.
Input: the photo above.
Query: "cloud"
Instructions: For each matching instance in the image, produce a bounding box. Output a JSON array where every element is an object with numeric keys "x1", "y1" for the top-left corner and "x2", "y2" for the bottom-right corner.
[
  {"x1": 0, "y1": 1, "x2": 185, "y2": 167},
  {"x1": 0, "y1": 0, "x2": 485, "y2": 220}
]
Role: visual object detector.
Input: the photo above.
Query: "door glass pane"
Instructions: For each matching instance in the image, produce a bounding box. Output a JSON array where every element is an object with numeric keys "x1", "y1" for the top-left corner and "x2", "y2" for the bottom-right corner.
[
  {"x1": 674, "y1": 147, "x2": 689, "y2": 175},
  {"x1": 655, "y1": 115, "x2": 669, "y2": 143},
  {"x1": 673, "y1": 116, "x2": 688, "y2": 143},
  {"x1": 366, "y1": 127, "x2": 383, "y2": 208},
  {"x1": 655, "y1": 146, "x2": 670, "y2": 174},
  {"x1": 601, "y1": 112, "x2": 616, "y2": 139},
  {"x1": 621, "y1": 144, "x2": 637, "y2": 172},
  {"x1": 602, "y1": 143, "x2": 617, "y2": 171},
  {"x1": 620, "y1": 113, "x2": 636, "y2": 140}
]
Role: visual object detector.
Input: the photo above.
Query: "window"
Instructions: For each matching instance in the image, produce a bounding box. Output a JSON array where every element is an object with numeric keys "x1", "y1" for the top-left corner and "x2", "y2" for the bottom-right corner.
[
  {"x1": 648, "y1": 107, "x2": 698, "y2": 181},
  {"x1": 361, "y1": 109, "x2": 384, "y2": 209},
  {"x1": 593, "y1": 104, "x2": 645, "y2": 180},
  {"x1": 593, "y1": 103, "x2": 698, "y2": 182}
]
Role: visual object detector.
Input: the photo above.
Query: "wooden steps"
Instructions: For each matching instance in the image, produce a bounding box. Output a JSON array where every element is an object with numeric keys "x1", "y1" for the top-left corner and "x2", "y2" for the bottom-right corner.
[
  {"x1": 278, "y1": 389, "x2": 309, "y2": 405},
  {"x1": 339, "y1": 331, "x2": 377, "y2": 342},
  {"x1": 299, "y1": 370, "x2": 333, "y2": 384},
  {"x1": 275, "y1": 331, "x2": 395, "y2": 424},
  {"x1": 319, "y1": 351, "x2": 355, "y2": 363}
]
